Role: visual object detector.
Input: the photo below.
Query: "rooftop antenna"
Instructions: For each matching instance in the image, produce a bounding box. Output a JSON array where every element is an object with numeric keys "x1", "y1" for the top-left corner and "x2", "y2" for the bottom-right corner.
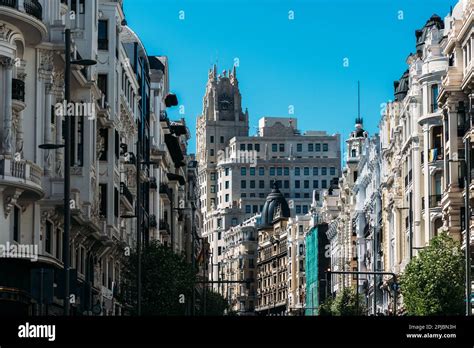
[{"x1": 358, "y1": 80, "x2": 361, "y2": 118}]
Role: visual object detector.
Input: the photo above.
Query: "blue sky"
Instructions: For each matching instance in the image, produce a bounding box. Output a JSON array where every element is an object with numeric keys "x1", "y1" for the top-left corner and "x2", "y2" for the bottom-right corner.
[{"x1": 124, "y1": 0, "x2": 457, "y2": 153}]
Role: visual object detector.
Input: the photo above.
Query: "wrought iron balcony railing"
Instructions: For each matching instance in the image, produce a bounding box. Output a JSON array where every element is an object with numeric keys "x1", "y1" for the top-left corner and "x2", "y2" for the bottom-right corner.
[
  {"x1": 0, "y1": 0, "x2": 43, "y2": 20},
  {"x1": 429, "y1": 195, "x2": 442, "y2": 209},
  {"x1": 120, "y1": 182, "x2": 134, "y2": 207}
]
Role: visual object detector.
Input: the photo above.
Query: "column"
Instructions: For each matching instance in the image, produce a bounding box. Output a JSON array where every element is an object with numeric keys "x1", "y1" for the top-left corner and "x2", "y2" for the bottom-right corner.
[
  {"x1": 422, "y1": 124, "x2": 431, "y2": 244},
  {"x1": 1, "y1": 57, "x2": 14, "y2": 156},
  {"x1": 44, "y1": 83, "x2": 54, "y2": 174}
]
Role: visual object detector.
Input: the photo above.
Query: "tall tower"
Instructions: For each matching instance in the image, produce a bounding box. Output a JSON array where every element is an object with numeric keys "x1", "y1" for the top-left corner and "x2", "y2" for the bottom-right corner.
[{"x1": 196, "y1": 65, "x2": 249, "y2": 284}]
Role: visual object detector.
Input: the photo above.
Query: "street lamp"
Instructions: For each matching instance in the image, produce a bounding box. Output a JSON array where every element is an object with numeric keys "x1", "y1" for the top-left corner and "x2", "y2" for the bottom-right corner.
[{"x1": 43, "y1": 28, "x2": 97, "y2": 316}]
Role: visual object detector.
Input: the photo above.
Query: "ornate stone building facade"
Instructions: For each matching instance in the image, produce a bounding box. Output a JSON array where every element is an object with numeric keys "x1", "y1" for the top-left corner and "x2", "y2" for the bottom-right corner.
[
  {"x1": 255, "y1": 185, "x2": 291, "y2": 315},
  {"x1": 0, "y1": 0, "x2": 192, "y2": 316}
]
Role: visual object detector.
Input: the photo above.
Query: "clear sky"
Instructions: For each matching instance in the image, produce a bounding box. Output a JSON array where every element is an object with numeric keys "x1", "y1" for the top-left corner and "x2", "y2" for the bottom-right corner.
[{"x1": 124, "y1": 0, "x2": 457, "y2": 154}]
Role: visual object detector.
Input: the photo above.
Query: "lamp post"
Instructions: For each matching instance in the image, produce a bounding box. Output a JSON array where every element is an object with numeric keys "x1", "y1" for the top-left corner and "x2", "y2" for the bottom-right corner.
[{"x1": 39, "y1": 30, "x2": 96, "y2": 315}]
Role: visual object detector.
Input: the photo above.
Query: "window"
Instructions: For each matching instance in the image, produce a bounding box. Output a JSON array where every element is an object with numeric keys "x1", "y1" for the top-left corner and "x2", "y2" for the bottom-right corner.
[
  {"x1": 98, "y1": 128, "x2": 108, "y2": 161},
  {"x1": 272, "y1": 144, "x2": 278, "y2": 152},
  {"x1": 279, "y1": 144, "x2": 285, "y2": 152},
  {"x1": 250, "y1": 167, "x2": 255, "y2": 176},
  {"x1": 240, "y1": 144, "x2": 246, "y2": 151},
  {"x1": 313, "y1": 167, "x2": 319, "y2": 176},
  {"x1": 250, "y1": 180, "x2": 256, "y2": 189},
  {"x1": 98, "y1": 74, "x2": 108, "y2": 102},
  {"x1": 225, "y1": 168, "x2": 230, "y2": 176},
  {"x1": 259, "y1": 167, "x2": 265, "y2": 176},
  {"x1": 210, "y1": 149, "x2": 214, "y2": 156},
  {"x1": 284, "y1": 180, "x2": 290, "y2": 189},
  {"x1": 330, "y1": 167, "x2": 336, "y2": 176},
  {"x1": 304, "y1": 167, "x2": 309, "y2": 176},
  {"x1": 210, "y1": 185, "x2": 216, "y2": 193},
  {"x1": 225, "y1": 194, "x2": 229, "y2": 202},
  {"x1": 284, "y1": 167, "x2": 289, "y2": 175},
  {"x1": 322, "y1": 167, "x2": 327, "y2": 176},
  {"x1": 245, "y1": 205, "x2": 251, "y2": 214},
  {"x1": 248, "y1": 144, "x2": 253, "y2": 151},
  {"x1": 210, "y1": 172, "x2": 216, "y2": 181},
  {"x1": 241, "y1": 167, "x2": 247, "y2": 176},
  {"x1": 322, "y1": 180, "x2": 327, "y2": 189},
  {"x1": 303, "y1": 205, "x2": 309, "y2": 214},
  {"x1": 210, "y1": 136, "x2": 214, "y2": 143},
  {"x1": 241, "y1": 180, "x2": 246, "y2": 189},
  {"x1": 277, "y1": 167, "x2": 283, "y2": 176},
  {"x1": 55, "y1": 228, "x2": 61, "y2": 259},
  {"x1": 323, "y1": 143, "x2": 329, "y2": 152},
  {"x1": 296, "y1": 144, "x2": 302, "y2": 152},
  {"x1": 270, "y1": 167, "x2": 275, "y2": 176},
  {"x1": 257, "y1": 180, "x2": 264, "y2": 189},
  {"x1": 431, "y1": 84, "x2": 439, "y2": 112},
  {"x1": 295, "y1": 167, "x2": 300, "y2": 176},
  {"x1": 313, "y1": 180, "x2": 319, "y2": 189},
  {"x1": 114, "y1": 187, "x2": 119, "y2": 217},
  {"x1": 220, "y1": 136, "x2": 224, "y2": 143},
  {"x1": 253, "y1": 205, "x2": 259, "y2": 213},
  {"x1": 308, "y1": 144, "x2": 314, "y2": 152},
  {"x1": 304, "y1": 180, "x2": 309, "y2": 189},
  {"x1": 231, "y1": 218, "x2": 238, "y2": 226},
  {"x1": 296, "y1": 206, "x2": 302, "y2": 214},
  {"x1": 255, "y1": 144, "x2": 260, "y2": 152},
  {"x1": 99, "y1": 184, "x2": 107, "y2": 217},
  {"x1": 225, "y1": 181, "x2": 229, "y2": 189},
  {"x1": 295, "y1": 180, "x2": 300, "y2": 189},
  {"x1": 45, "y1": 221, "x2": 53, "y2": 254},
  {"x1": 98, "y1": 20, "x2": 108, "y2": 50}
]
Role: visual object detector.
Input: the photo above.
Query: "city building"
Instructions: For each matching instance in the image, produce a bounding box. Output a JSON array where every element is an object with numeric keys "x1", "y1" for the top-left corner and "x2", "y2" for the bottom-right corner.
[
  {"x1": 196, "y1": 66, "x2": 341, "y2": 289},
  {"x1": 0, "y1": 0, "x2": 193, "y2": 316},
  {"x1": 379, "y1": 11, "x2": 450, "y2": 314},
  {"x1": 221, "y1": 214, "x2": 258, "y2": 315},
  {"x1": 286, "y1": 214, "x2": 312, "y2": 315},
  {"x1": 255, "y1": 184, "x2": 291, "y2": 315},
  {"x1": 352, "y1": 134, "x2": 382, "y2": 315},
  {"x1": 438, "y1": 0, "x2": 474, "y2": 308}
]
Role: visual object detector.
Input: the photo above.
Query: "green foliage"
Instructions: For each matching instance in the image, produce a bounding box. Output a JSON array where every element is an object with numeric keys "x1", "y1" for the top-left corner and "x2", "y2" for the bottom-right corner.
[
  {"x1": 318, "y1": 287, "x2": 366, "y2": 316},
  {"x1": 318, "y1": 297, "x2": 334, "y2": 316},
  {"x1": 122, "y1": 241, "x2": 196, "y2": 315},
  {"x1": 330, "y1": 287, "x2": 367, "y2": 316},
  {"x1": 199, "y1": 290, "x2": 228, "y2": 316},
  {"x1": 400, "y1": 233, "x2": 465, "y2": 316}
]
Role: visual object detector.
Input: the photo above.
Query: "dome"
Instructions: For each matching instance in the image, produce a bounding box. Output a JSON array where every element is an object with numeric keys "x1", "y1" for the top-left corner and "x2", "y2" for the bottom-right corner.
[
  {"x1": 259, "y1": 183, "x2": 291, "y2": 229},
  {"x1": 394, "y1": 69, "x2": 410, "y2": 101}
]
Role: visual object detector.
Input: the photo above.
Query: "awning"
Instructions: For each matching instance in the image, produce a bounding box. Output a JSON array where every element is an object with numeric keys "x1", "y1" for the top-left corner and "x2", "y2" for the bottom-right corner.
[
  {"x1": 167, "y1": 173, "x2": 186, "y2": 186},
  {"x1": 164, "y1": 134, "x2": 184, "y2": 165}
]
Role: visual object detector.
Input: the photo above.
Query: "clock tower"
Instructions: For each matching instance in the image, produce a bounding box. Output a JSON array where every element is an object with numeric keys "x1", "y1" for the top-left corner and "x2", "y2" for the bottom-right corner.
[
  {"x1": 196, "y1": 65, "x2": 249, "y2": 287},
  {"x1": 196, "y1": 64, "x2": 249, "y2": 210}
]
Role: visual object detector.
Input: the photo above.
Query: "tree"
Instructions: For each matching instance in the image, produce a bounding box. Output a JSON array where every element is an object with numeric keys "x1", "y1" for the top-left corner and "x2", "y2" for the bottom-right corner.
[
  {"x1": 400, "y1": 232, "x2": 465, "y2": 316},
  {"x1": 330, "y1": 287, "x2": 367, "y2": 316},
  {"x1": 199, "y1": 290, "x2": 228, "y2": 316},
  {"x1": 318, "y1": 287, "x2": 366, "y2": 316},
  {"x1": 121, "y1": 241, "x2": 196, "y2": 315}
]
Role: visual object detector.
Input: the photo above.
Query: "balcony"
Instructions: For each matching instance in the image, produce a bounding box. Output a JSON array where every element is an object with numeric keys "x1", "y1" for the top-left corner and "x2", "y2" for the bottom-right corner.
[
  {"x1": 159, "y1": 219, "x2": 170, "y2": 234},
  {"x1": 150, "y1": 177, "x2": 157, "y2": 190},
  {"x1": 120, "y1": 182, "x2": 134, "y2": 211},
  {"x1": 428, "y1": 148, "x2": 443, "y2": 163},
  {"x1": 149, "y1": 214, "x2": 158, "y2": 229},
  {"x1": 0, "y1": 0, "x2": 46, "y2": 45},
  {"x1": 159, "y1": 183, "x2": 171, "y2": 201},
  {"x1": 428, "y1": 195, "x2": 442, "y2": 209},
  {"x1": 0, "y1": 158, "x2": 44, "y2": 203}
]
